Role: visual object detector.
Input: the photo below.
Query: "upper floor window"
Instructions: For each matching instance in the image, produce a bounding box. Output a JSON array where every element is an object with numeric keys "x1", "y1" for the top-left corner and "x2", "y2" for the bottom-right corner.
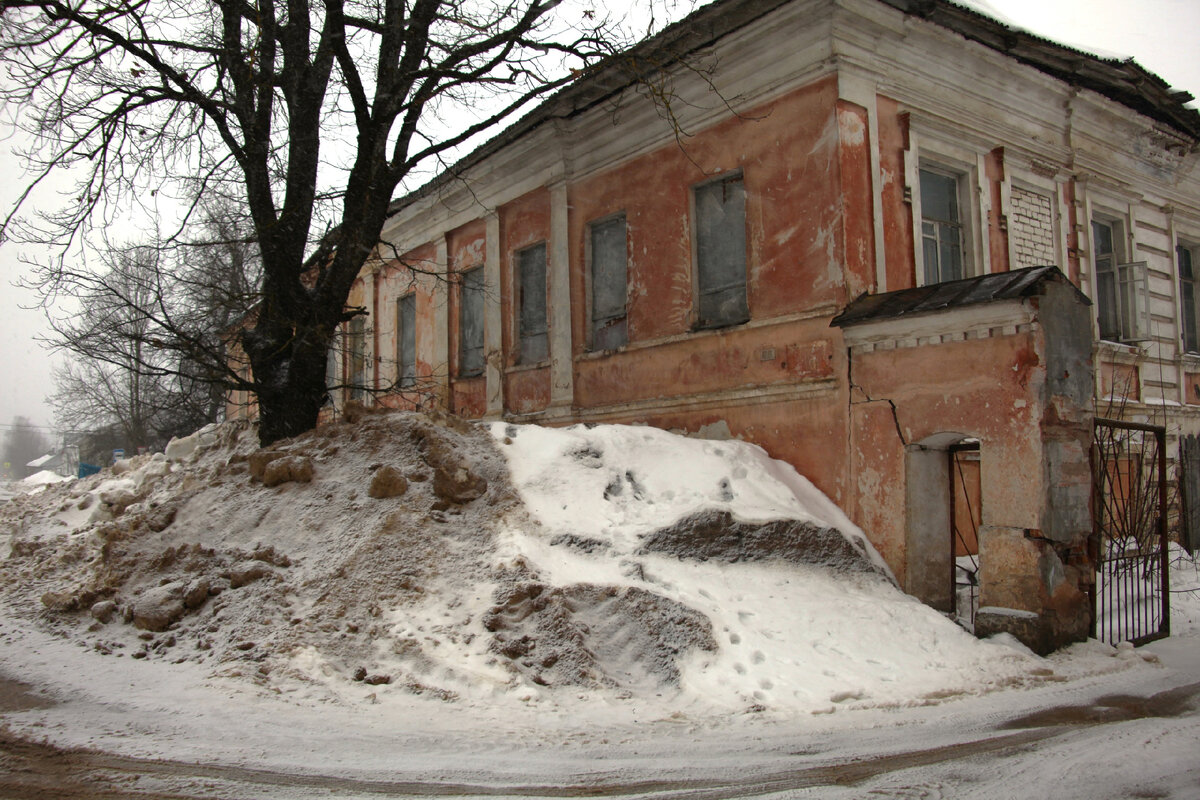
[
  {"x1": 919, "y1": 167, "x2": 966, "y2": 284},
  {"x1": 1179, "y1": 243, "x2": 1200, "y2": 353},
  {"x1": 516, "y1": 242, "x2": 548, "y2": 364},
  {"x1": 1093, "y1": 217, "x2": 1149, "y2": 343},
  {"x1": 459, "y1": 267, "x2": 484, "y2": 377},
  {"x1": 589, "y1": 215, "x2": 628, "y2": 351},
  {"x1": 347, "y1": 316, "x2": 367, "y2": 400},
  {"x1": 396, "y1": 293, "x2": 416, "y2": 388},
  {"x1": 694, "y1": 173, "x2": 748, "y2": 329}
]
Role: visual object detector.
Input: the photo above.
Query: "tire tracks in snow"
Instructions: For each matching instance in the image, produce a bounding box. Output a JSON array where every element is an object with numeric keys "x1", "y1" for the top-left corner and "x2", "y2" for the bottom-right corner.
[{"x1": 0, "y1": 725, "x2": 1081, "y2": 800}]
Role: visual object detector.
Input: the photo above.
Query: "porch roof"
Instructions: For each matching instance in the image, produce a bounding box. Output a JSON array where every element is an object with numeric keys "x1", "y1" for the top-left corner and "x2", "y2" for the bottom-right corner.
[{"x1": 830, "y1": 265, "x2": 1087, "y2": 328}]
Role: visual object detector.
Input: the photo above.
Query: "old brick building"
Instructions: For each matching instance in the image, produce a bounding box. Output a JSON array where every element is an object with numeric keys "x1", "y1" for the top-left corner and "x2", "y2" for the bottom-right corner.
[{"x1": 241, "y1": 0, "x2": 1200, "y2": 651}]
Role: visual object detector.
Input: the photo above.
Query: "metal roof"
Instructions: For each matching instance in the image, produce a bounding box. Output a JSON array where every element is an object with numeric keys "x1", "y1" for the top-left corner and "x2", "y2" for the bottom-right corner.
[
  {"x1": 880, "y1": 0, "x2": 1200, "y2": 140},
  {"x1": 830, "y1": 265, "x2": 1087, "y2": 327}
]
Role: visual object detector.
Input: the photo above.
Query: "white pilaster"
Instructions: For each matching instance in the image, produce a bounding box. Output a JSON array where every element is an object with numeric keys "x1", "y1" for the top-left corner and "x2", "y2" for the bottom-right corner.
[
  {"x1": 484, "y1": 213, "x2": 504, "y2": 418},
  {"x1": 549, "y1": 181, "x2": 574, "y2": 409},
  {"x1": 432, "y1": 237, "x2": 450, "y2": 406}
]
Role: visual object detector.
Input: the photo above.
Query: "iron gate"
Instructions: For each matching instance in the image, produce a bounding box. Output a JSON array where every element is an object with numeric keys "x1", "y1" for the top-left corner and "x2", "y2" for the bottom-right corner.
[{"x1": 1091, "y1": 418, "x2": 1170, "y2": 646}]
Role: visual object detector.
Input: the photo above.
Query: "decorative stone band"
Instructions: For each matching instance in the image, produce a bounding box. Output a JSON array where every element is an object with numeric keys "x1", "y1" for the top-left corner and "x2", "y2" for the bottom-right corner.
[{"x1": 847, "y1": 321, "x2": 1037, "y2": 355}]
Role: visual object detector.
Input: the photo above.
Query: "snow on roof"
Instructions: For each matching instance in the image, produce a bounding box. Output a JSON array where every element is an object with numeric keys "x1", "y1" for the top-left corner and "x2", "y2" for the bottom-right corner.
[
  {"x1": 949, "y1": 0, "x2": 1132, "y2": 61},
  {"x1": 24, "y1": 453, "x2": 55, "y2": 468}
]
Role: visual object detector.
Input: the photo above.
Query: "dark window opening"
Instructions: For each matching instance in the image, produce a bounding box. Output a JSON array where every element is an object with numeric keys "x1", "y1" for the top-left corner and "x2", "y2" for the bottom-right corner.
[
  {"x1": 1180, "y1": 245, "x2": 1199, "y2": 354},
  {"x1": 397, "y1": 293, "x2": 416, "y2": 388},
  {"x1": 590, "y1": 215, "x2": 628, "y2": 351},
  {"x1": 517, "y1": 242, "x2": 549, "y2": 363},
  {"x1": 695, "y1": 174, "x2": 749, "y2": 329},
  {"x1": 459, "y1": 268, "x2": 484, "y2": 377},
  {"x1": 347, "y1": 316, "x2": 366, "y2": 400}
]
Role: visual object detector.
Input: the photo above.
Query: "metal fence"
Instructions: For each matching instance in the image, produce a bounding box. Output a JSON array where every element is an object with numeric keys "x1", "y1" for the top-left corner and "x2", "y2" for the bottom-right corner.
[{"x1": 1091, "y1": 418, "x2": 1170, "y2": 646}]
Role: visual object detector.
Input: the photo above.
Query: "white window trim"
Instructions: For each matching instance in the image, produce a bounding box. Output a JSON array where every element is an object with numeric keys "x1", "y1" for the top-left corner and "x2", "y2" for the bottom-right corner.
[{"x1": 905, "y1": 132, "x2": 989, "y2": 286}]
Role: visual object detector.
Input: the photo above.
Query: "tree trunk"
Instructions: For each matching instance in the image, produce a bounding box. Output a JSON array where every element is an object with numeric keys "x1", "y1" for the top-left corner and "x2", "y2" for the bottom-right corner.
[
  {"x1": 257, "y1": 378, "x2": 325, "y2": 446},
  {"x1": 245, "y1": 318, "x2": 333, "y2": 447}
]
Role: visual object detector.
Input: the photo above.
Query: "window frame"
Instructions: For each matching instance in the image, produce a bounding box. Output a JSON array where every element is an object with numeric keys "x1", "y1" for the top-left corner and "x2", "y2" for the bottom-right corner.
[
  {"x1": 1091, "y1": 212, "x2": 1150, "y2": 344},
  {"x1": 904, "y1": 129, "x2": 989, "y2": 287},
  {"x1": 917, "y1": 165, "x2": 969, "y2": 285},
  {"x1": 1178, "y1": 239, "x2": 1200, "y2": 354},
  {"x1": 457, "y1": 266, "x2": 485, "y2": 378},
  {"x1": 396, "y1": 292, "x2": 417, "y2": 389},
  {"x1": 587, "y1": 212, "x2": 629, "y2": 351},
  {"x1": 691, "y1": 170, "x2": 749, "y2": 331}
]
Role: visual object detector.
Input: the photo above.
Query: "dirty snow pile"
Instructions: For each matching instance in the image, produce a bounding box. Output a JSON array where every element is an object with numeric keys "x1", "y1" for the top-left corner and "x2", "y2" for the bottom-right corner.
[
  {"x1": 18, "y1": 470, "x2": 70, "y2": 490},
  {"x1": 0, "y1": 410, "x2": 1128, "y2": 717}
]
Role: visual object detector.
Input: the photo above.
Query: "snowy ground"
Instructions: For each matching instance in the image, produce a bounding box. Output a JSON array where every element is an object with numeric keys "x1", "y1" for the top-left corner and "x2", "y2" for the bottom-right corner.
[{"x1": 0, "y1": 411, "x2": 1197, "y2": 798}]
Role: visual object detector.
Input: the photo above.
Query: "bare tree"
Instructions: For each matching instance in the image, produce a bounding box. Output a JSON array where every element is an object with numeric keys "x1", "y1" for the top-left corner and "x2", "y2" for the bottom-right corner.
[
  {"x1": 46, "y1": 203, "x2": 261, "y2": 450},
  {"x1": 1, "y1": 416, "x2": 52, "y2": 479},
  {"x1": 0, "y1": 0, "x2": 650, "y2": 444}
]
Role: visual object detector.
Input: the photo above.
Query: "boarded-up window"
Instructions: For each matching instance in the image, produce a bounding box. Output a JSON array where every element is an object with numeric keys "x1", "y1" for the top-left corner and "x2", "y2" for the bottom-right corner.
[
  {"x1": 695, "y1": 174, "x2": 748, "y2": 329},
  {"x1": 517, "y1": 242, "x2": 549, "y2": 363},
  {"x1": 459, "y1": 267, "x2": 484, "y2": 377},
  {"x1": 1010, "y1": 186, "x2": 1056, "y2": 269},
  {"x1": 347, "y1": 316, "x2": 366, "y2": 400},
  {"x1": 397, "y1": 293, "x2": 416, "y2": 388},
  {"x1": 590, "y1": 215, "x2": 627, "y2": 350}
]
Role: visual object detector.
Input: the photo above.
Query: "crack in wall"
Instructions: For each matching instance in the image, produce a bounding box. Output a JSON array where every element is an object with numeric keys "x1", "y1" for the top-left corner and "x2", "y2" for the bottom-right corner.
[{"x1": 846, "y1": 345, "x2": 908, "y2": 447}]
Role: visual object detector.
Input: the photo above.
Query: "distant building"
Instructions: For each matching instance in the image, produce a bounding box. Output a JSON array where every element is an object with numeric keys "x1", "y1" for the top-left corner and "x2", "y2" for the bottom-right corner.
[{"x1": 24, "y1": 448, "x2": 77, "y2": 479}]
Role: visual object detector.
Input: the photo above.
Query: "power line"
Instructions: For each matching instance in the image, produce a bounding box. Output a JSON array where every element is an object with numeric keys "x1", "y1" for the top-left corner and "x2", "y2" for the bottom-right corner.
[{"x1": 0, "y1": 422, "x2": 59, "y2": 433}]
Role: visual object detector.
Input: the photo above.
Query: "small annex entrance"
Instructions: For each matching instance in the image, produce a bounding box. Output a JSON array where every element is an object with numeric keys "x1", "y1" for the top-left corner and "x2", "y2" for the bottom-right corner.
[
  {"x1": 950, "y1": 441, "x2": 981, "y2": 630},
  {"x1": 904, "y1": 433, "x2": 981, "y2": 630},
  {"x1": 835, "y1": 266, "x2": 1096, "y2": 652},
  {"x1": 1091, "y1": 418, "x2": 1170, "y2": 645}
]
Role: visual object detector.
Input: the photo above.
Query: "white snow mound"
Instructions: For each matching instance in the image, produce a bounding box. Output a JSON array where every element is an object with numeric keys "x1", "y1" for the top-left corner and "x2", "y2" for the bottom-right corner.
[
  {"x1": 19, "y1": 469, "x2": 70, "y2": 488},
  {"x1": 0, "y1": 412, "x2": 1082, "y2": 718}
]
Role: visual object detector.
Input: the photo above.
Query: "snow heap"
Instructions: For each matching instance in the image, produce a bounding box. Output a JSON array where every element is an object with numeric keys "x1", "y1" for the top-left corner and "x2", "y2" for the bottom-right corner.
[
  {"x1": 17, "y1": 469, "x2": 70, "y2": 490},
  {"x1": 0, "y1": 410, "x2": 1125, "y2": 717}
]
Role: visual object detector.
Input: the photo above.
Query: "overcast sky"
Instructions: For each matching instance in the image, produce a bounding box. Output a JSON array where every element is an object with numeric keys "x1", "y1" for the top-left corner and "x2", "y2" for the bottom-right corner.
[{"x1": 2, "y1": 0, "x2": 1199, "y2": 438}]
